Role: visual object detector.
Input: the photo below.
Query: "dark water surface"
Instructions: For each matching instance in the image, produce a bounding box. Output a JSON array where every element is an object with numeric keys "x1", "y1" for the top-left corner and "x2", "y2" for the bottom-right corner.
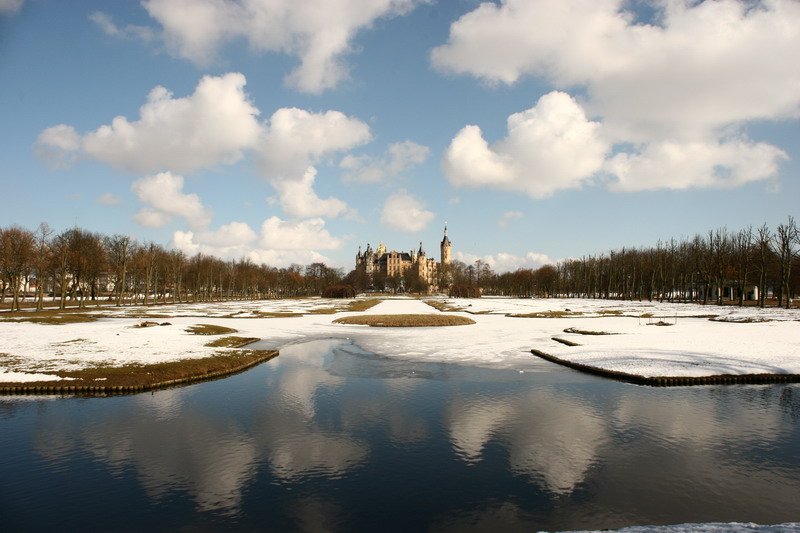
[{"x1": 2, "y1": 338, "x2": 800, "y2": 531}]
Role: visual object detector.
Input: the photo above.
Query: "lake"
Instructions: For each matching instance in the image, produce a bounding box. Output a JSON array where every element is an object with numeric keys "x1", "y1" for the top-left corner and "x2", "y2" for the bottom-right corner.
[{"x1": 2, "y1": 337, "x2": 800, "y2": 531}]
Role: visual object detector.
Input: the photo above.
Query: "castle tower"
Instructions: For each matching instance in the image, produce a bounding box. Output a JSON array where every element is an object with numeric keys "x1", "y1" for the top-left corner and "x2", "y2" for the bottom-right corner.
[{"x1": 440, "y1": 225, "x2": 452, "y2": 265}]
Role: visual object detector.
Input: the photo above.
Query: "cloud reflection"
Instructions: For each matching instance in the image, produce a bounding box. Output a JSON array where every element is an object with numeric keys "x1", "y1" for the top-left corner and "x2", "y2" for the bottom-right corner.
[{"x1": 447, "y1": 390, "x2": 609, "y2": 495}]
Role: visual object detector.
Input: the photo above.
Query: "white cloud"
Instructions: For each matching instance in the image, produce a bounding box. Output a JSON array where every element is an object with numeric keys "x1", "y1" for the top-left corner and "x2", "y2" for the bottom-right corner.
[
  {"x1": 341, "y1": 140, "x2": 429, "y2": 183},
  {"x1": 380, "y1": 191, "x2": 434, "y2": 232},
  {"x1": 443, "y1": 91, "x2": 608, "y2": 198},
  {"x1": 143, "y1": 0, "x2": 424, "y2": 93},
  {"x1": 97, "y1": 193, "x2": 122, "y2": 206},
  {"x1": 432, "y1": 0, "x2": 800, "y2": 136},
  {"x1": 272, "y1": 168, "x2": 350, "y2": 219},
  {"x1": 260, "y1": 107, "x2": 371, "y2": 179},
  {"x1": 89, "y1": 11, "x2": 155, "y2": 41},
  {"x1": 36, "y1": 73, "x2": 261, "y2": 175},
  {"x1": 0, "y1": 0, "x2": 23, "y2": 15},
  {"x1": 606, "y1": 138, "x2": 789, "y2": 192},
  {"x1": 34, "y1": 125, "x2": 81, "y2": 169},
  {"x1": 134, "y1": 209, "x2": 172, "y2": 228},
  {"x1": 132, "y1": 172, "x2": 212, "y2": 229},
  {"x1": 455, "y1": 251, "x2": 552, "y2": 273},
  {"x1": 434, "y1": 0, "x2": 798, "y2": 192},
  {"x1": 498, "y1": 211, "x2": 523, "y2": 228},
  {"x1": 171, "y1": 216, "x2": 342, "y2": 267},
  {"x1": 259, "y1": 216, "x2": 342, "y2": 251},
  {"x1": 259, "y1": 107, "x2": 370, "y2": 219}
]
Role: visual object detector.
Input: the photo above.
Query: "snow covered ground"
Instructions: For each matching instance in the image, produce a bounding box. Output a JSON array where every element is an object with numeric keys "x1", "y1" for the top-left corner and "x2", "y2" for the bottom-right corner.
[
  {"x1": 560, "y1": 523, "x2": 800, "y2": 533},
  {"x1": 1, "y1": 296, "x2": 799, "y2": 382}
]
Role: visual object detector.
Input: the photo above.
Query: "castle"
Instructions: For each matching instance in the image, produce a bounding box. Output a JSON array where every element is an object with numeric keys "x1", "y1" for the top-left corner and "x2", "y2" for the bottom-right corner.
[{"x1": 355, "y1": 226, "x2": 452, "y2": 291}]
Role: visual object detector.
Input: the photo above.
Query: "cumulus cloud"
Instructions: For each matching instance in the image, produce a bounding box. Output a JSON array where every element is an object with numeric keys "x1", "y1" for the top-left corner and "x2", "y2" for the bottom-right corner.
[
  {"x1": 260, "y1": 107, "x2": 371, "y2": 179},
  {"x1": 340, "y1": 140, "x2": 429, "y2": 183},
  {"x1": 171, "y1": 216, "x2": 342, "y2": 267},
  {"x1": 89, "y1": 11, "x2": 155, "y2": 41},
  {"x1": 380, "y1": 191, "x2": 435, "y2": 232},
  {"x1": 434, "y1": 0, "x2": 797, "y2": 192},
  {"x1": 498, "y1": 211, "x2": 523, "y2": 228},
  {"x1": 36, "y1": 73, "x2": 261, "y2": 175},
  {"x1": 272, "y1": 168, "x2": 350, "y2": 219},
  {"x1": 455, "y1": 251, "x2": 552, "y2": 273},
  {"x1": 443, "y1": 91, "x2": 608, "y2": 198},
  {"x1": 259, "y1": 107, "x2": 370, "y2": 219},
  {"x1": 259, "y1": 216, "x2": 342, "y2": 251},
  {"x1": 34, "y1": 125, "x2": 81, "y2": 169},
  {"x1": 132, "y1": 172, "x2": 212, "y2": 229},
  {"x1": 0, "y1": 0, "x2": 23, "y2": 15},
  {"x1": 36, "y1": 72, "x2": 376, "y2": 221},
  {"x1": 606, "y1": 138, "x2": 789, "y2": 192},
  {"x1": 142, "y1": 0, "x2": 424, "y2": 93}
]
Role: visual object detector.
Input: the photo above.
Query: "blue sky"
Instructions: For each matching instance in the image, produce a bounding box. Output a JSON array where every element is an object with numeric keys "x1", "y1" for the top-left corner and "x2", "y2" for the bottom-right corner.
[{"x1": 1, "y1": 0, "x2": 799, "y2": 271}]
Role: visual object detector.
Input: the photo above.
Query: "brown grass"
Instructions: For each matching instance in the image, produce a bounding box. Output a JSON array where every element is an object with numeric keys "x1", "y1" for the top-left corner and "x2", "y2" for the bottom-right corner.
[
  {"x1": 346, "y1": 298, "x2": 382, "y2": 312},
  {"x1": 0, "y1": 349, "x2": 277, "y2": 393},
  {"x1": 186, "y1": 323, "x2": 238, "y2": 335},
  {"x1": 0, "y1": 313, "x2": 98, "y2": 325},
  {"x1": 204, "y1": 336, "x2": 259, "y2": 348},
  {"x1": 333, "y1": 314, "x2": 475, "y2": 327},
  {"x1": 245, "y1": 311, "x2": 305, "y2": 318},
  {"x1": 563, "y1": 327, "x2": 618, "y2": 336},
  {"x1": 424, "y1": 300, "x2": 464, "y2": 312},
  {"x1": 508, "y1": 310, "x2": 583, "y2": 318},
  {"x1": 308, "y1": 307, "x2": 339, "y2": 314}
]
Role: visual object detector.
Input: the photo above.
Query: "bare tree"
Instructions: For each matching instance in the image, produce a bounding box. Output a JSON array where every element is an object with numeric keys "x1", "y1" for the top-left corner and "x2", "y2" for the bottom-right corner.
[
  {"x1": 774, "y1": 216, "x2": 799, "y2": 309},
  {"x1": 0, "y1": 226, "x2": 35, "y2": 311},
  {"x1": 32, "y1": 222, "x2": 53, "y2": 310},
  {"x1": 733, "y1": 226, "x2": 753, "y2": 306},
  {"x1": 105, "y1": 234, "x2": 132, "y2": 306}
]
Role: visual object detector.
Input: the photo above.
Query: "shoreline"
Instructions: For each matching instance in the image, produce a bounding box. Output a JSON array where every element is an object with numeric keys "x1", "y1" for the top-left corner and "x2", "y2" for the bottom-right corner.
[
  {"x1": 531, "y1": 348, "x2": 800, "y2": 387},
  {"x1": 0, "y1": 349, "x2": 279, "y2": 396}
]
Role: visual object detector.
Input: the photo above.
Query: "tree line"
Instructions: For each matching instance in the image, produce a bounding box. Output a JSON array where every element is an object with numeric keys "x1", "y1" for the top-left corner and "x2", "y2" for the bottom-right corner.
[
  {"x1": 0, "y1": 223, "x2": 344, "y2": 311},
  {"x1": 2, "y1": 217, "x2": 798, "y2": 310},
  {"x1": 443, "y1": 217, "x2": 800, "y2": 309}
]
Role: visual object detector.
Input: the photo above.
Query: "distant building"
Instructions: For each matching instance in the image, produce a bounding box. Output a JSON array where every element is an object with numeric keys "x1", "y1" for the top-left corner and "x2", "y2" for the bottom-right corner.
[{"x1": 356, "y1": 226, "x2": 452, "y2": 291}]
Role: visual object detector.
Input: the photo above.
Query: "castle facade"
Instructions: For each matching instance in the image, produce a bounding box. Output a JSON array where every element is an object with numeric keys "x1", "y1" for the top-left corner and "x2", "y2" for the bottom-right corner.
[{"x1": 355, "y1": 226, "x2": 452, "y2": 291}]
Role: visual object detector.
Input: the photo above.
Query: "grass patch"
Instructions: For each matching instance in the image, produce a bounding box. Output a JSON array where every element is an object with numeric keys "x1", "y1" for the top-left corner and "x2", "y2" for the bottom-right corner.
[
  {"x1": 333, "y1": 314, "x2": 475, "y2": 327},
  {"x1": 186, "y1": 323, "x2": 238, "y2": 335},
  {"x1": 424, "y1": 300, "x2": 464, "y2": 312},
  {"x1": 3, "y1": 314, "x2": 98, "y2": 325},
  {"x1": 308, "y1": 307, "x2": 339, "y2": 314},
  {"x1": 552, "y1": 336, "x2": 581, "y2": 347},
  {"x1": 563, "y1": 327, "x2": 618, "y2": 336},
  {"x1": 346, "y1": 298, "x2": 382, "y2": 312},
  {"x1": 598, "y1": 309, "x2": 623, "y2": 316},
  {"x1": 508, "y1": 310, "x2": 583, "y2": 318},
  {"x1": 247, "y1": 311, "x2": 304, "y2": 318},
  {"x1": 0, "y1": 349, "x2": 278, "y2": 392},
  {"x1": 204, "y1": 336, "x2": 259, "y2": 348}
]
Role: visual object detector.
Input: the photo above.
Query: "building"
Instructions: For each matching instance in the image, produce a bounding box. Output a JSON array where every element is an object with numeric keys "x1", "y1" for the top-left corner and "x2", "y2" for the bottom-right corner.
[{"x1": 356, "y1": 226, "x2": 452, "y2": 291}]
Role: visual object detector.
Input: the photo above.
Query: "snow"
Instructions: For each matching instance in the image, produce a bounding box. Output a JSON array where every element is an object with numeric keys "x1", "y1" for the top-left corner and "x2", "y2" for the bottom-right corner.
[
  {"x1": 1, "y1": 296, "x2": 799, "y2": 382},
  {"x1": 559, "y1": 523, "x2": 800, "y2": 532},
  {"x1": 0, "y1": 371, "x2": 74, "y2": 382}
]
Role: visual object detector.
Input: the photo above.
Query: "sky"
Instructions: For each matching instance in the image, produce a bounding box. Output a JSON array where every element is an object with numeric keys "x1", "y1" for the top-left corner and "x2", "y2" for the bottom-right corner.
[{"x1": 1, "y1": 0, "x2": 799, "y2": 272}]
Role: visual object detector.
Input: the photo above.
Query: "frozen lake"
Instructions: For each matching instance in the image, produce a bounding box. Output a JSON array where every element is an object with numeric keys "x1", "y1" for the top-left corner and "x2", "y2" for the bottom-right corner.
[{"x1": 2, "y1": 338, "x2": 800, "y2": 531}]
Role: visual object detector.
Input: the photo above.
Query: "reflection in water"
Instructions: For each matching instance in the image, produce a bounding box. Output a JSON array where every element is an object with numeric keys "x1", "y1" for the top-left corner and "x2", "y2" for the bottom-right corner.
[
  {"x1": 448, "y1": 390, "x2": 609, "y2": 494},
  {"x1": 3, "y1": 338, "x2": 800, "y2": 531},
  {"x1": 506, "y1": 391, "x2": 609, "y2": 495}
]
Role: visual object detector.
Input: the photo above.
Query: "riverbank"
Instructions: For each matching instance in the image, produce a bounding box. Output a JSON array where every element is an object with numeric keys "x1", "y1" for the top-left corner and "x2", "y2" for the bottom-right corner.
[
  {"x1": 0, "y1": 348, "x2": 278, "y2": 395},
  {"x1": 2, "y1": 296, "x2": 798, "y2": 390}
]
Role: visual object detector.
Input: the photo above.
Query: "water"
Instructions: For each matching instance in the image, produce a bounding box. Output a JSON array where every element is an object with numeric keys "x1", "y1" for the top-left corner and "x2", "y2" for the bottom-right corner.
[{"x1": 2, "y1": 338, "x2": 800, "y2": 531}]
